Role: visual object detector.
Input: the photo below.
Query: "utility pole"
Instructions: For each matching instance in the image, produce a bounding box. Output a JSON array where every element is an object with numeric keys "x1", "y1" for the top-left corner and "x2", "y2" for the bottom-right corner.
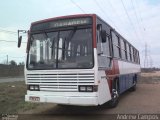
[
  {"x1": 144, "y1": 43, "x2": 153, "y2": 68},
  {"x1": 7, "y1": 55, "x2": 8, "y2": 65},
  {"x1": 144, "y1": 43, "x2": 149, "y2": 68}
]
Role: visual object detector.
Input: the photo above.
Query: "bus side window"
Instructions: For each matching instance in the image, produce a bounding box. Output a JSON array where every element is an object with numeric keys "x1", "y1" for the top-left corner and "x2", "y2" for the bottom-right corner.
[
  {"x1": 105, "y1": 35, "x2": 112, "y2": 67},
  {"x1": 126, "y1": 43, "x2": 130, "y2": 61},
  {"x1": 112, "y1": 32, "x2": 121, "y2": 58},
  {"x1": 97, "y1": 31, "x2": 103, "y2": 55},
  {"x1": 97, "y1": 33, "x2": 112, "y2": 69}
]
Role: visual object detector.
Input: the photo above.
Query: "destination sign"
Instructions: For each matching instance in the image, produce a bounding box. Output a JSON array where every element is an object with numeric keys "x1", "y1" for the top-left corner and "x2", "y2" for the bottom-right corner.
[{"x1": 31, "y1": 17, "x2": 92, "y2": 31}]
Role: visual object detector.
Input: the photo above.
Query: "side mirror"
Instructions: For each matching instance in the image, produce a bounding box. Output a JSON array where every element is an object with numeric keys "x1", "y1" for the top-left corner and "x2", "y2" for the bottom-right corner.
[
  {"x1": 18, "y1": 36, "x2": 22, "y2": 48},
  {"x1": 101, "y1": 30, "x2": 106, "y2": 43},
  {"x1": 17, "y1": 30, "x2": 27, "y2": 48}
]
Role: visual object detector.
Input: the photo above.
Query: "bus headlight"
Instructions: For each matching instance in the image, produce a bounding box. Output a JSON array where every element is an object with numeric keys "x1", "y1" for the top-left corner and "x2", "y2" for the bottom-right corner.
[
  {"x1": 86, "y1": 86, "x2": 93, "y2": 92},
  {"x1": 34, "y1": 85, "x2": 39, "y2": 90},
  {"x1": 28, "y1": 85, "x2": 40, "y2": 91},
  {"x1": 30, "y1": 85, "x2": 35, "y2": 90},
  {"x1": 78, "y1": 85, "x2": 98, "y2": 92},
  {"x1": 79, "y1": 86, "x2": 86, "y2": 92}
]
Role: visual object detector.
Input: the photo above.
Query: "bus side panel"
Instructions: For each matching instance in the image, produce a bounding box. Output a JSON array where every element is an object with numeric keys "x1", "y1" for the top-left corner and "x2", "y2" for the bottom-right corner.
[
  {"x1": 128, "y1": 74, "x2": 134, "y2": 89},
  {"x1": 119, "y1": 74, "x2": 135, "y2": 93},
  {"x1": 119, "y1": 75, "x2": 126, "y2": 93},
  {"x1": 97, "y1": 70, "x2": 112, "y2": 105},
  {"x1": 118, "y1": 60, "x2": 140, "y2": 93}
]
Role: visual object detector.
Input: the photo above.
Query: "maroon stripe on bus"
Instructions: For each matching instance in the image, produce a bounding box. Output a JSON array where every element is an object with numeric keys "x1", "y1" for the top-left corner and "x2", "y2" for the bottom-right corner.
[
  {"x1": 92, "y1": 14, "x2": 97, "y2": 48},
  {"x1": 105, "y1": 59, "x2": 120, "y2": 92}
]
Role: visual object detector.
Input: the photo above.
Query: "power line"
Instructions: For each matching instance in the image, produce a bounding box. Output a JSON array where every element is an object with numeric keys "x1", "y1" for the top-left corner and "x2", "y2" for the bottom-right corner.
[
  {"x1": 130, "y1": 0, "x2": 144, "y2": 36},
  {"x1": 0, "y1": 55, "x2": 25, "y2": 58},
  {"x1": 0, "y1": 29, "x2": 27, "y2": 37},
  {"x1": 10, "y1": 56, "x2": 25, "y2": 58},
  {"x1": 134, "y1": 0, "x2": 146, "y2": 31},
  {"x1": 120, "y1": 0, "x2": 142, "y2": 43},
  {"x1": 0, "y1": 40, "x2": 27, "y2": 43},
  {"x1": 96, "y1": 0, "x2": 136, "y2": 44},
  {"x1": 0, "y1": 29, "x2": 17, "y2": 35},
  {"x1": 131, "y1": 0, "x2": 141, "y2": 29},
  {"x1": 0, "y1": 29, "x2": 17, "y2": 34},
  {"x1": 107, "y1": 0, "x2": 124, "y2": 25},
  {"x1": 94, "y1": 0, "x2": 119, "y2": 30},
  {"x1": 0, "y1": 56, "x2": 6, "y2": 58},
  {"x1": 70, "y1": 0, "x2": 86, "y2": 13},
  {"x1": 120, "y1": 0, "x2": 137, "y2": 32},
  {"x1": 130, "y1": 0, "x2": 146, "y2": 46},
  {"x1": 103, "y1": 0, "x2": 132, "y2": 36}
]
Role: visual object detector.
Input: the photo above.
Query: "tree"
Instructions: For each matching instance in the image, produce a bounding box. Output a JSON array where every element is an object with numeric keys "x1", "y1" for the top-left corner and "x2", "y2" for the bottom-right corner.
[
  {"x1": 9, "y1": 60, "x2": 17, "y2": 66},
  {"x1": 18, "y1": 62, "x2": 25, "y2": 66}
]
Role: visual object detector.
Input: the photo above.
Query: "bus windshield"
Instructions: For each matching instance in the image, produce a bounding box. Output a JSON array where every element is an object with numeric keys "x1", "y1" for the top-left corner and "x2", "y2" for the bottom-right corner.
[{"x1": 27, "y1": 28, "x2": 93, "y2": 69}]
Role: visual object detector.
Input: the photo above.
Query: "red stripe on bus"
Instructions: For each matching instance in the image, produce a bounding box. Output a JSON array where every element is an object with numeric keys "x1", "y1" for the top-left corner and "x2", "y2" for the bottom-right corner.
[
  {"x1": 105, "y1": 59, "x2": 120, "y2": 92},
  {"x1": 92, "y1": 14, "x2": 97, "y2": 48},
  {"x1": 106, "y1": 59, "x2": 119, "y2": 75}
]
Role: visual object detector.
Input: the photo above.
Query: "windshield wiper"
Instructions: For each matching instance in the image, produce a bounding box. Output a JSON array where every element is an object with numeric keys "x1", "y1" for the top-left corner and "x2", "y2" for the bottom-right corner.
[
  {"x1": 51, "y1": 38, "x2": 56, "y2": 56},
  {"x1": 44, "y1": 32, "x2": 49, "y2": 39},
  {"x1": 29, "y1": 35, "x2": 35, "y2": 47},
  {"x1": 67, "y1": 27, "x2": 77, "y2": 41}
]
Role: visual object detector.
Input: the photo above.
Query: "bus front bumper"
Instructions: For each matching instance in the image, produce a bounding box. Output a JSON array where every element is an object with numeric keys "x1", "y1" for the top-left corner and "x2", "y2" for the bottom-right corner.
[{"x1": 25, "y1": 94, "x2": 99, "y2": 106}]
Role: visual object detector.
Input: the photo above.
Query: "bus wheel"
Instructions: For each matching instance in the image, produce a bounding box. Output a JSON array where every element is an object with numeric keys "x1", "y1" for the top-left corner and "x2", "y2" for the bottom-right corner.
[{"x1": 108, "y1": 80, "x2": 119, "y2": 108}]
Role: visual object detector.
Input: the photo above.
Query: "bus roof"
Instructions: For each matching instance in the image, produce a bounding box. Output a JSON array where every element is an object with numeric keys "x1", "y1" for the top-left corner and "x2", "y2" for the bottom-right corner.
[{"x1": 30, "y1": 14, "x2": 139, "y2": 52}]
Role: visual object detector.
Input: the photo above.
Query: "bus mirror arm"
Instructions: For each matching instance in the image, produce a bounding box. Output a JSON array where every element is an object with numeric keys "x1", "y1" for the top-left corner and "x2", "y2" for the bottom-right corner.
[
  {"x1": 17, "y1": 30, "x2": 27, "y2": 48},
  {"x1": 18, "y1": 36, "x2": 22, "y2": 48},
  {"x1": 98, "y1": 51, "x2": 103, "y2": 56},
  {"x1": 101, "y1": 30, "x2": 106, "y2": 43}
]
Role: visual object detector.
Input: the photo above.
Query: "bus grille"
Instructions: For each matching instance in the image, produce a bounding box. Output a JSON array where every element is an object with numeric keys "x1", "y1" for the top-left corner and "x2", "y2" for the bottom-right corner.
[{"x1": 26, "y1": 72, "x2": 95, "y2": 92}]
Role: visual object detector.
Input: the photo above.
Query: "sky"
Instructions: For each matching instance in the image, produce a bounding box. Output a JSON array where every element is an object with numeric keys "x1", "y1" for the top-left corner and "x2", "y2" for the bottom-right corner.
[{"x1": 0, "y1": 0, "x2": 160, "y2": 67}]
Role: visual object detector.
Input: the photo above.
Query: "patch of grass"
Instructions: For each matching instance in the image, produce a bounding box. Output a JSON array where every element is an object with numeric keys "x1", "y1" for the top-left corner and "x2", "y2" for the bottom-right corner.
[
  {"x1": 0, "y1": 81, "x2": 40, "y2": 114},
  {"x1": 139, "y1": 76, "x2": 160, "y2": 84},
  {"x1": 18, "y1": 101, "x2": 39, "y2": 112}
]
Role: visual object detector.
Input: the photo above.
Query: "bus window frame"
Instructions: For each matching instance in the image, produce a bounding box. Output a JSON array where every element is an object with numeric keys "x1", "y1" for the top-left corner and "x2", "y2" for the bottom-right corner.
[{"x1": 26, "y1": 25, "x2": 95, "y2": 70}]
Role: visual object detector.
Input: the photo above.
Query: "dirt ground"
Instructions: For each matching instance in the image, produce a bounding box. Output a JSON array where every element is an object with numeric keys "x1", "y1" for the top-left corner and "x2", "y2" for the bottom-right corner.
[
  {"x1": 21, "y1": 84, "x2": 160, "y2": 115},
  {"x1": 1, "y1": 71, "x2": 160, "y2": 120},
  {"x1": 19, "y1": 71, "x2": 160, "y2": 120},
  {"x1": 141, "y1": 71, "x2": 160, "y2": 77}
]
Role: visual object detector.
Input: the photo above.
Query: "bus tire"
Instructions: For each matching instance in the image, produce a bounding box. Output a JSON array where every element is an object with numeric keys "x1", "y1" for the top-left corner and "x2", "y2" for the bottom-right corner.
[
  {"x1": 108, "y1": 79, "x2": 119, "y2": 108},
  {"x1": 129, "y1": 76, "x2": 137, "y2": 92}
]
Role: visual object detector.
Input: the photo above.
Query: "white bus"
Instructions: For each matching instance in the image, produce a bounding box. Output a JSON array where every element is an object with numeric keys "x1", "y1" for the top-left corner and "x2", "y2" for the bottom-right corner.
[{"x1": 18, "y1": 14, "x2": 141, "y2": 107}]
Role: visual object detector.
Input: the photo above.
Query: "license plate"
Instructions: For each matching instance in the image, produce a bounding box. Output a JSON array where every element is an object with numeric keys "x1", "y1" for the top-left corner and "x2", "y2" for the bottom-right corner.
[{"x1": 29, "y1": 96, "x2": 40, "y2": 102}]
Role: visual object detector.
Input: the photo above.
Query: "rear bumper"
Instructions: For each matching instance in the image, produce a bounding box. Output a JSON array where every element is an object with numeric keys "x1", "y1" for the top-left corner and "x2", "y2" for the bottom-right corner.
[{"x1": 25, "y1": 94, "x2": 98, "y2": 106}]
